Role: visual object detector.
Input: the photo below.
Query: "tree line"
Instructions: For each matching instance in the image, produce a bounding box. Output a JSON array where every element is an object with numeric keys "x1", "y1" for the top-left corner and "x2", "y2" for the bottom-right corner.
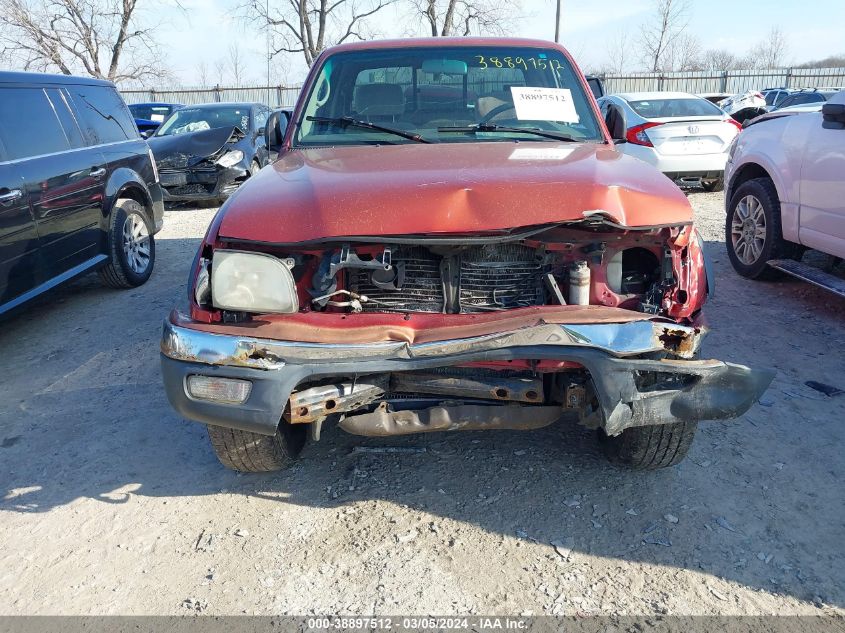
[{"x1": 0, "y1": 0, "x2": 841, "y2": 85}]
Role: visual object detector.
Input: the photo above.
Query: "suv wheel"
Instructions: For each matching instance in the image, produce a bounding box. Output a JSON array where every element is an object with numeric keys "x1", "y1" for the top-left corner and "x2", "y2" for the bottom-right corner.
[
  {"x1": 599, "y1": 421, "x2": 698, "y2": 470},
  {"x1": 207, "y1": 421, "x2": 306, "y2": 472},
  {"x1": 98, "y1": 198, "x2": 155, "y2": 288},
  {"x1": 725, "y1": 177, "x2": 799, "y2": 279}
]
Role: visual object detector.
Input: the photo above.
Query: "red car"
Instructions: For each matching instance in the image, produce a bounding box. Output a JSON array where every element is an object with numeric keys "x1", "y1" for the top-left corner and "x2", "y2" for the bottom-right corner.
[{"x1": 161, "y1": 38, "x2": 773, "y2": 472}]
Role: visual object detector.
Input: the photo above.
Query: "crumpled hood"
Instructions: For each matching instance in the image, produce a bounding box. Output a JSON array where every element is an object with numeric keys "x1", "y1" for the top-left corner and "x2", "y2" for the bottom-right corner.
[
  {"x1": 217, "y1": 142, "x2": 693, "y2": 243},
  {"x1": 148, "y1": 126, "x2": 241, "y2": 169}
]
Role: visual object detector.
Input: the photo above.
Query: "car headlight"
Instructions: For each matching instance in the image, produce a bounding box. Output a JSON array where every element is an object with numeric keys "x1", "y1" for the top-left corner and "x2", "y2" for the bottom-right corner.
[
  {"x1": 211, "y1": 250, "x2": 298, "y2": 313},
  {"x1": 215, "y1": 150, "x2": 244, "y2": 168}
]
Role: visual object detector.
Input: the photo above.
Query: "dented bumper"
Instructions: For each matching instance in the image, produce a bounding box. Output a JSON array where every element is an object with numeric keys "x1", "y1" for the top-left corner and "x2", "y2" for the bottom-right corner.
[{"x1": 160, "y1": 312, "x2": 774, "y2": 436}]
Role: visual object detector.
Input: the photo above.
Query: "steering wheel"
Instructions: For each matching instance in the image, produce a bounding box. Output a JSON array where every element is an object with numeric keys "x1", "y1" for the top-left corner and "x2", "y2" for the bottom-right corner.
[{"x1": 478, "y1": 102, "x2": 516, "y2": 125}]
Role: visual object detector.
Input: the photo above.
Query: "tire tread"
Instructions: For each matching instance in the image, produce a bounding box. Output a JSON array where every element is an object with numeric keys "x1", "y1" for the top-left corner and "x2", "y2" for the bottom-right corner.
[
  {"x1": 725, "y1": 177, "x2": 800, "y2": 280},
  {"x1": 98, "y1": 198, "x2": 155, "y2": 289},
  {"x1": 601, "y1": 421, "x2": 697, "y2": 470},
  {"x1": 207, "y1": 423, "x2": 305, "y2": 472}
]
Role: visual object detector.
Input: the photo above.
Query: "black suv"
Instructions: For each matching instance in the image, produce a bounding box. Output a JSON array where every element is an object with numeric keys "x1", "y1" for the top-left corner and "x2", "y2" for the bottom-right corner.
[{"x1": 0, "y1": 72, "x2": 164, "y2": 316}]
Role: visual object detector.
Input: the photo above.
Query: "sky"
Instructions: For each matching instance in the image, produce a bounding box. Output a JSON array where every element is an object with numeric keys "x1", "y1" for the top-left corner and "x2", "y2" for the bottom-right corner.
[{"x1": 145, "y1": 0, "x2": 845, "y2": 86}]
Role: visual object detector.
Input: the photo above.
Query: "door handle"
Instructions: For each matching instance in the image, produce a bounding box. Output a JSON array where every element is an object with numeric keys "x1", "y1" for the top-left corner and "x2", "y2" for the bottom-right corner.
[
  {"x1": 90, "y1": 167, "x2": 107, "y2": 179},
  {"x1": 0, "y1": 189, "x2": 23, "y2": 205}
]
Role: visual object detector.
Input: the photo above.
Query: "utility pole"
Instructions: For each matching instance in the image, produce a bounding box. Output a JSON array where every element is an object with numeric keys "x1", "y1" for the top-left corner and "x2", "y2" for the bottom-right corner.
[
  {"x1": 266, "y1": 0, "x2": 272, "y2": 105},
  {"x1": 554, "y1": 0, "x2": 561, "y2": 43}
]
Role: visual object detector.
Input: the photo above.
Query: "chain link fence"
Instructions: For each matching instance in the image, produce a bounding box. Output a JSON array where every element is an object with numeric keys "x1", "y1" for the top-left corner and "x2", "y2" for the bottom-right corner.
[
  {"x1": 597, "y1": 67, "x2": 845, "y2": 95},
  {"x1": 120, "y1": 85, "x2": 303, "y2": 108},
  {"x1": 119, "y1": 67, "x2": 845, "y2": 107}
]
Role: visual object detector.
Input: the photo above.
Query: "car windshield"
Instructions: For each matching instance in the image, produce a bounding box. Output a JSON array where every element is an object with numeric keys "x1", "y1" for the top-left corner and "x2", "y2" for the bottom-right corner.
[
  {"x1": 155, "y1": 106, "x2": 251, "y2": 136},
  {"x1": 764, "y1": 92, "x2": 779, "y2": 106},
  {"x1": 128, "y1": 104, "x2": 177, "y2": 122},
  {"x1": 294, "y1": 46, "x2": 603, "y2": 146},
  {"x1": 627, "y1": 97, "x2": 723, "y2": 118}
]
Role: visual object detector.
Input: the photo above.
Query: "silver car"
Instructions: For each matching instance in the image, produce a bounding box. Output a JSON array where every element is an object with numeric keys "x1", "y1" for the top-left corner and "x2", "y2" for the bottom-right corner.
[{"x1": 598, "y1": 91, "x2": 742, "y2": 191}]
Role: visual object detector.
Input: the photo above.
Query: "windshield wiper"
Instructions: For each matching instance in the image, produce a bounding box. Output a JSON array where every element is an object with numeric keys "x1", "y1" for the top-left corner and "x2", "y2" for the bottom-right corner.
[
  {"x1": 437, "y1": 124, "x2": 580, "y2": 142},
  {"x1": 307, "y1": 116, "x2": 432, "y2": 144}
]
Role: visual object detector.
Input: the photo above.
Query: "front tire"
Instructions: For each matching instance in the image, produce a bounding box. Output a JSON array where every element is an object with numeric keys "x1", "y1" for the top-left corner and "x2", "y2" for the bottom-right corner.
[
  {"x1": 98, "y1": 198, "x2": 155, "y2": 289},
  {"x1": 599, "y1": 421, "x2": 698, "y2": 470},
  {"x1": 207, "y1": 421, "x2": 306, "y2": 472},
  {"x1": 725, "y1": 177, "x2": 796, "y2": 280}
]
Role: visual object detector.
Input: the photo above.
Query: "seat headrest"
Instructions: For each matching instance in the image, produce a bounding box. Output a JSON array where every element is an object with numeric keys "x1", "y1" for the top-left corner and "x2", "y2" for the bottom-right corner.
[
  {"x1": 476, "y1": 95, "x2": 512, "y2": 119},
  {"x1": 353, "y1": 83, "x2": 404, "y2": 116}
]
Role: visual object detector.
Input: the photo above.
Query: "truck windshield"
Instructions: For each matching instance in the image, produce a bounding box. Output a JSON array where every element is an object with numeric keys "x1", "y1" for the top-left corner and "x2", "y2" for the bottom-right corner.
[{"x1": 294, "y1": 46, "x2": 602, "y2": 146}]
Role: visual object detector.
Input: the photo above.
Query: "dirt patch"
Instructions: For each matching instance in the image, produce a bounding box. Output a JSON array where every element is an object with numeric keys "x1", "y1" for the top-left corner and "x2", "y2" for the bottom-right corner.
[{"x1": 0, "y1": 195, "x2": 843, "y2": 616}]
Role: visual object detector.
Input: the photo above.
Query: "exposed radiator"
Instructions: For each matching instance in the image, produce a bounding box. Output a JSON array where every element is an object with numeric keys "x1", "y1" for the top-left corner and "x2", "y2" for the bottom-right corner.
[
  {"x1": 349, "y1": 247, "x2": 443, "y2": 312},
  {"x1": 459, "y1": 244, "x2": 548, "y2": 312},
  {"x1": 349, "y1": 244, "x2": 548, "y2": 313}
]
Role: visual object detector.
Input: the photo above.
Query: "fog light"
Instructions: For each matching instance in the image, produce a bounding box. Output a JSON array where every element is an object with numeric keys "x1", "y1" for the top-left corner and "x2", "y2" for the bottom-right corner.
[{"x1": 187, "y1": 375, "x2": 252, "y2": 404}]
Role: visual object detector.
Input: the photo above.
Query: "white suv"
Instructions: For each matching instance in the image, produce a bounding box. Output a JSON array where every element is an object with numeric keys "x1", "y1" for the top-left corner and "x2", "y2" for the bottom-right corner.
[{"x1": 724, "y1": 90, "x2": 845, "y2": 295}]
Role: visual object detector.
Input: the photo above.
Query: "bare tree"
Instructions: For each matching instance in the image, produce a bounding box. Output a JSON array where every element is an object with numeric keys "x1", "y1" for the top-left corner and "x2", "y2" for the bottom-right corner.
[
  {"x1": 213, "y1": 58, "x2": 227, "y2": 85},
  {"x1": 605, "y1": 30, "x2": 630, "y2": 74},
  {"x1": 638, "y1": 0, "x2": 691, "y2": 72},
  {"x1": 270, "y1": 52, "x2": 293, "y2": 87},
  {"x1": 0, "y1": 0, "x2": 167, "y2": 83},
  {"x1": 227, "y1": 42, "x2": 249, "y2": 86},
  {"x1": 412, "y1": 0, "x2": 515, "y2": 37},
  {"x1": 752, "y1": 26, "x2": 789, "y2": 69},
  {"x1": 700, "y1": 48, "x2": 740, "y2": 71},
  {"x1": 196, "y1": 60, "x2": 210, "y2": 86},
  {"x1": 661, "y1": 32, "x2": 702, "y2": 71},
  {"x1": 796, "y1": 53, "x2": 845, "y2": 69},
  {"x1": 239, "y1": 0, "x2": 395, "y2": 68}
]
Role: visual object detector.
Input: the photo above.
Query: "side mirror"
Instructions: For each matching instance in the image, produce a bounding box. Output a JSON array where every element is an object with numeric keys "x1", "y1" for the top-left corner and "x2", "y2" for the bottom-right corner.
[
  {"x1": 265, "y1": 111, "x2": 288, "y2": 152},
  {"x1": 605, "y1": 103, "x2": 627, "y2": 143},
  {"x1": 141, "y1": 129, "x2": 155, "y2": 139},
  {"x1": 822, "y1": 103, "x2": 845, "y2": 130}
]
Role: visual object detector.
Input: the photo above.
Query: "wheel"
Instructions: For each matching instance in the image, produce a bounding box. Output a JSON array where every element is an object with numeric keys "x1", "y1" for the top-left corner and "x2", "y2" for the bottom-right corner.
[
  {"x1": 207, "y1": 421, "x2": 306, "y2": 472},
  {"x1": 598, "y1": 421, "x2": 698, "y2": 470},
  {"x1": 725, "y1": 177, "x2": 798, "y2": 280},
  {"x1": 98, "y1": 198, "x2": 155, "y2": 288},
  {"x1": 701, "y1": 178, "x2": 723, "y2": 192}
]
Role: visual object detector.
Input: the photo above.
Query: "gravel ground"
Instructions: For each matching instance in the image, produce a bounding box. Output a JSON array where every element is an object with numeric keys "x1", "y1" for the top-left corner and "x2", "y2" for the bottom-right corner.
[{"x1": 0, "y1": 192, "x2": 843, "y2": 617}]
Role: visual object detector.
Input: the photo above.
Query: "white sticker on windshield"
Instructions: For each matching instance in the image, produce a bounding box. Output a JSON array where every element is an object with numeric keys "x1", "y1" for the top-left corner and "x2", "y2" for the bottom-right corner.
[
  {"x1": 150, "y1": 114, "x2": 165, "y2": 122},
  {"x1": 510, "y1": 87, "x2": 579, "y2": 123}
]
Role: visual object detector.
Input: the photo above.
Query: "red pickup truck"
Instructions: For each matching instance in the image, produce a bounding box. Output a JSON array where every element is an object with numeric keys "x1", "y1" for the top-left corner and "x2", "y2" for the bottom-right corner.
[{"x1": 161, "y1": 37, "x2": 773, "y2": 472}]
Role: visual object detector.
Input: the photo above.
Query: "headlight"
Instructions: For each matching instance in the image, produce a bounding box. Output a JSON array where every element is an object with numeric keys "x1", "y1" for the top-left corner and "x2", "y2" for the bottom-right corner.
[
  {"x1": 211, "y1": 250, "x2": 298, "y2": 313},
  {"x1": 215, "y1": 150, "x2": 244, "y2": 168}
]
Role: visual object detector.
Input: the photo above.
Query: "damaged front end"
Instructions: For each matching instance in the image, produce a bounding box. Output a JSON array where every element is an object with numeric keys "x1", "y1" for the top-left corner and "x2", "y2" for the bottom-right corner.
[
  {"x1": 160, "y1": 216, "x2": 774, "y2": 442},
  {"x1": 150, "y1": 126, "x2": 251, "y2": 202}
]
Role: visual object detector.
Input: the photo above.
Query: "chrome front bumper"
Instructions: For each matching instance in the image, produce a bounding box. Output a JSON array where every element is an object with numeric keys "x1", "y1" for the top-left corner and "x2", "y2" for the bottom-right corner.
[
  {"x1": 160, "y1": 314, "x2": 773, "y2": 436},
  {"x1": 161, "y1": 318, "x2": 704, "y2": 370}
]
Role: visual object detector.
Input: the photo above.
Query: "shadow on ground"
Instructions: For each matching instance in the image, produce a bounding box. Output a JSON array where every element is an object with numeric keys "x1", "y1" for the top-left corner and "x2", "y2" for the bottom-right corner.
[{"x1": 1, "y1": 230, "x2": 843, "y2": 611}]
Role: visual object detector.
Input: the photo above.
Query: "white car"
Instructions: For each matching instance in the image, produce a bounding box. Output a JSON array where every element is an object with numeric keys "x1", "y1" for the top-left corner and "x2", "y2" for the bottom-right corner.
[
  {"x1": 598, "y1": 91, "x2": 741, "y2": 191},
  {"x1": 724, "y1": 90, "x2": 845, "y2": 296},
  {"x1": 718, "y1": 90, "x2": 766, "y2": 116}
]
